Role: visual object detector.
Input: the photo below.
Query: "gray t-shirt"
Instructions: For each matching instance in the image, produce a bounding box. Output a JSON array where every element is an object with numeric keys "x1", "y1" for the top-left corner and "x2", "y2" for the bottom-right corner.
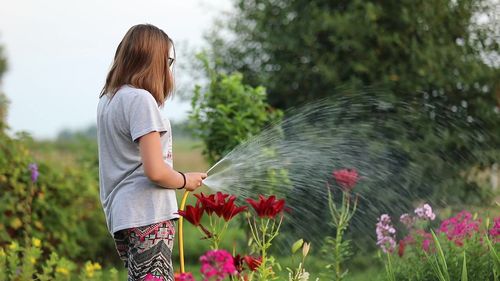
[{"x1": 97, "y1": 85, "x2": 179, "y2": 235}]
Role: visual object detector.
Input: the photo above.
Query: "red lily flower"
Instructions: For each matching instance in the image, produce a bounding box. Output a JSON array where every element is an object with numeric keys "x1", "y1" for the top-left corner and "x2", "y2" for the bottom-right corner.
[
  {"x1": 243, "y1": 255, "x2": 262, "y2": 271},
  {"x1": 195, "y1": 192, "x2": 230, "y2": 216},
  {"x1": 221, "y1": 196, "x2": 248, "y2": 221},
  {"x1": 195, "y1": 192, "x2": 246, "y2": 221},
  {"x1": 246, "y1": 195, "x2": 286, "y2": 219},
  {"x1": 194, "y1": 192, "x2": 217, "y2": 215},
  {"x1": 177, "y1": 202, "x2": 204, "y2": 226},
  {"x1": 233, "y1": 254, "x2": 245, "y2": 273},
  {"x1": 332, "y1": 168, "x2": 359, "y2": 191}
]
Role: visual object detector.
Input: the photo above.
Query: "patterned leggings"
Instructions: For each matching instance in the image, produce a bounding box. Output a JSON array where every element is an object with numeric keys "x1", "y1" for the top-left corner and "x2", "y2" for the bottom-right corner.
[{"x1": 113, "y1": 220, "x2": 176, "y2": 281}]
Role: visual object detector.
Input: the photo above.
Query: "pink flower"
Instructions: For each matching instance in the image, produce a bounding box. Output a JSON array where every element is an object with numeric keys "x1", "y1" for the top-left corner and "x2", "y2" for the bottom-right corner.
[
  {"x1": 400, "y1": 213, "x2": 416, "y2": 227},
  {"x1": 376, "y1": 214, "x2": 397, "y2": 253},
  {"x1": 489, "y1": 217, "x2": 500, "y2": 242},
  {"x1": 332, "y1": 169, "x2": 359, "y2": 191},
  {"x1": 438, "y1": 210, "x2": 480, "y2": 246},
  {"x1": 200, "y1": 250, "x2": 237, "y2": 281},
  {"x1": 145, "y1": 273, "x2": 164, "y2": 281},
  {"x1": 175, "y1": 272, "x2": 195, "y2": 281},
  {"x1": 414, "y1": 204, "x2": 436, "y2": 221},
  {"x1": 422, "y1": 238, "x2": 432, "y2": 252}
]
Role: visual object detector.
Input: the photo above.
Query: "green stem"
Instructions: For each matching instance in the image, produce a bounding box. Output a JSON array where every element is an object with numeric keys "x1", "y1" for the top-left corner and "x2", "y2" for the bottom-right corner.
[
  {"x1": 334, "y1": 215, "x2": 344, "y2": 280},
  {"x1": 386, "y1": 252, "x2": 396, "y2": 281}
]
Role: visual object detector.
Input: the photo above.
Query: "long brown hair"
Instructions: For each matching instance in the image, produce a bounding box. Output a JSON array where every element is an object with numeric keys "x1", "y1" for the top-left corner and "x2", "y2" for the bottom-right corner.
[{"x1": 100, "y1": 24, "x2": 175, "y2": 106}]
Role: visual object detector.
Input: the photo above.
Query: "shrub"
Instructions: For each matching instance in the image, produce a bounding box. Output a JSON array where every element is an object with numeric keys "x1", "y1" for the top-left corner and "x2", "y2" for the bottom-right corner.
[
  {"x1": 189, "y1": 53, "x2": 283, "y2": 164},
  {"x1": 0, "y1": 131, "x2": 116, "y2": 264}
]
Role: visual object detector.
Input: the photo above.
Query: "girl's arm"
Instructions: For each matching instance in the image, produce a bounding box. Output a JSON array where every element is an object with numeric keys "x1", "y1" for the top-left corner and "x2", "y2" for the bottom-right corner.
[{"x1": 138, "y1": 131, "x2": 206, "y2": 191}]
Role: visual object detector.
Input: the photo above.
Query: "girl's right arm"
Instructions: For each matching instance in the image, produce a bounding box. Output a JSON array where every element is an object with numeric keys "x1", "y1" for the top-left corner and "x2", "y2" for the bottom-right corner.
[{"x1": 138, "y1": 131, "x2": 207, "y2": 191}]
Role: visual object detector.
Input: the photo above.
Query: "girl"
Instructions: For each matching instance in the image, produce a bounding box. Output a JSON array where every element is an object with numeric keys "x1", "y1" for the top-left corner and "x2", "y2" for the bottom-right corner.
[{"x1": 97, "y1": 24, "x2": 207, "y2": 281}]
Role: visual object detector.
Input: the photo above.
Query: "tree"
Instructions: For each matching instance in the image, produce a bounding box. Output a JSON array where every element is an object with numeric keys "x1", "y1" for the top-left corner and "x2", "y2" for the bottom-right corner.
[
  {"x1": 208, "y1": 0, "x2": 499, "y2": 108},
  {"x1": 206, "y1": 0, "x2": 499, "y2": 200},
  {"x1": 202, "y1": 0, "x2": 500, "y2": 249}
]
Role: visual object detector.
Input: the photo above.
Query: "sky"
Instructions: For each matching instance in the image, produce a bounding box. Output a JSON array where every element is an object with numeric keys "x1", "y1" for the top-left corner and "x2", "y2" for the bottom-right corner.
[{"x1": 0, "y1": 0, "x2": 232, "y2": 139}]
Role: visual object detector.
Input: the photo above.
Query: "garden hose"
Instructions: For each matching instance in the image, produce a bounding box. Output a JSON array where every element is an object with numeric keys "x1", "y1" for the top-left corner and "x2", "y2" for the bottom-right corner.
[{"x1": 178, "y1": 190, "x2": 190, "y2": 273}]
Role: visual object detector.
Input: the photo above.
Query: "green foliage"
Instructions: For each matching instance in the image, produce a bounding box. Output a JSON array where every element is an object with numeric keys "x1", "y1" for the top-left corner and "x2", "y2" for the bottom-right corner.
[
  {"x1": 0, "y1": 239, "x2": 119, "y2": 281},
  {"x1": 189, "y1": 53, "x2": 283, "y2": 164},
  {"x1": 426, "y1": 231, "x2": 451, "y2": 281},
  {"x1": 0, "y1": 130, "x2": 117, "y2": 265}
]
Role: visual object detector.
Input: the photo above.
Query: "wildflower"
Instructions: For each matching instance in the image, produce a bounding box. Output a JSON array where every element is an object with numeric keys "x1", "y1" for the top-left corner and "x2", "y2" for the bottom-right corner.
[
  {"x1": 145, "y1": 273, "x2": 164, "y2": 281},
  {"x1": 243, "y1": 255, "x2": 262, "y2": 271},
  {"x1": 489, "y1": 216, "x2": 500, "y2": 242},
  {"x1": 29, "y1": 163, "x2": 39, "y2": 183},
  {"x1": 178, "y1": 202, "x2": 204, "y2": 226},
  {"x1": 246, "y1": 195, "x2": 286, "y2": 219},
  {"x1": 8, "y1": 241, "x2": 19, "y2": 251},
  {"x1": 332, "y1": 168, "x2": 359, "y2": 191},
  {"x1": 200, "y1": 249, "x2": 237, "y2": 280},
  {"x1": 400, "y1": 213, "x2": 415, "y2": 227},
  {"x1": 414, "y1": 203, "x2": 436, "y2": 220},
  {"x1": 56, "y1": 266, "x2": 70, "y2": 276},
  {"x1": 85, "y1": 262, "x2": 101, "y2": 278},
  {"x1": 32, "y1": 237, "x2": 42, "y2": 248},
  {"x1": 376, "y1": 214, "x2": 396, "y2": 253},
  {"x1": 175, "y1": 272, "x2": 195, "y2": 281},
  {"x1": 438, "y1": 210, "x2": 480, "y2": 246}
]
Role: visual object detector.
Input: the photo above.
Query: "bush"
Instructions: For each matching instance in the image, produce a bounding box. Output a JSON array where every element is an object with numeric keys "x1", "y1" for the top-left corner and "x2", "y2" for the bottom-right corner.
[
  {"x1": 189, "y1": 53, "x2": 283, "y2": 164},
  {"x1": 0, "y1": 131, "x2": 117, "y2": 265}
]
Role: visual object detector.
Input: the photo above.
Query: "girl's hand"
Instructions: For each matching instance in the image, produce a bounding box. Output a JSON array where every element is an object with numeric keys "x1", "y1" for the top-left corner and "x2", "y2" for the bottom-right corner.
[{"x1": 184, "y1": 172, "x2": 207, "y2": 191}]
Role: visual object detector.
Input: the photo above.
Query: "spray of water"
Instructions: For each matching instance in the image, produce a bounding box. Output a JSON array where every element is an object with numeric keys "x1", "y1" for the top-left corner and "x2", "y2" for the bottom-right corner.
[{"x1": 201, "y1": 89, "x2": 497, "y2": 253}]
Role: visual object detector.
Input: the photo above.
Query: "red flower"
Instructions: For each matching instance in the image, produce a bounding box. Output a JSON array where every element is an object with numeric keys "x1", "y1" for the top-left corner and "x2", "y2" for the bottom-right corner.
[
  {"x1": 243, "y1": 256, "x2": 262, "y2": 271},
  {"x1": 233, "y1": 254, "x2": 245, "y2": 273},
  {"x1": 177, "y1": 203, "x2": 204, "y2": 226},
  {"x1": 194, "y1": 192, "x2": 246, "y2": 221},
  {"x1": 221, "y1": 196, "x2": 248, "y2": 221},
  {"x1": 398, "y1": 240, "x2": 405, "y2": 257},
  {"x1": 332, "y1": 169, "x2": 359, "y2": 191},
  {"x1": 194, "y1": 192, "x2": 219, "y2": 215},
  {"x1": 246, "y1": 195, "x2": 286, "y2": 219}
]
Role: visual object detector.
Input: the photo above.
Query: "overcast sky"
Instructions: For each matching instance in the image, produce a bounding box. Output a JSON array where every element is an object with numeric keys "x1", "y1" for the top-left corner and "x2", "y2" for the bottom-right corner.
[{"x1": 0, "y1": 0, "x2": 232, "y2": 139}]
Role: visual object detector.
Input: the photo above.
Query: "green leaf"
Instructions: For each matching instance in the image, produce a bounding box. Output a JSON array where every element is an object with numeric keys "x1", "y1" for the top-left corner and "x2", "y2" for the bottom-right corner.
[
  {"x1": 430, "y1": 230, "x2": 450, "y2": 281},
  {"x1": 461, "y1": 251, "x2": 467, "y2": 281}
]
